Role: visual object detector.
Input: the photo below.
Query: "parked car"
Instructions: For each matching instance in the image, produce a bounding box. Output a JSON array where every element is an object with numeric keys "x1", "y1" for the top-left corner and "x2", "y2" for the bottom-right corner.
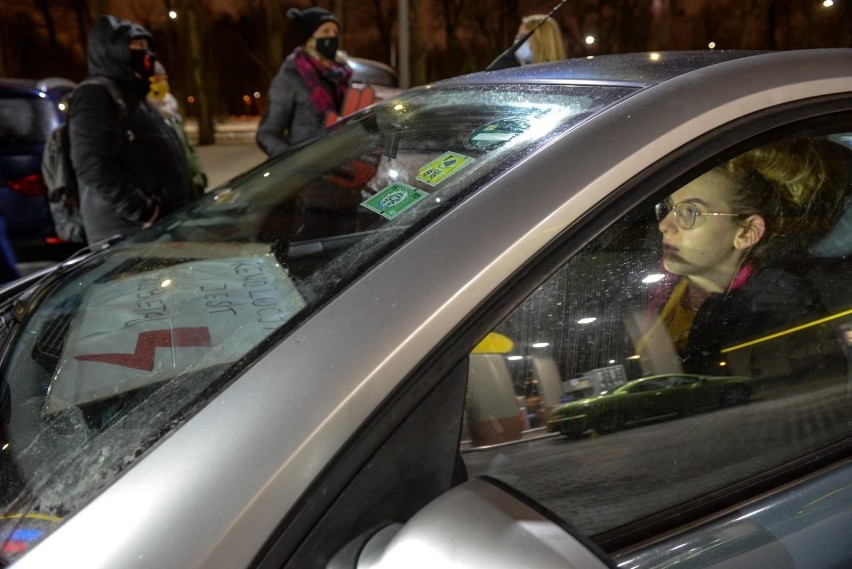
[
  {"x1": 547, "y1": 373, "x2": 752, "y2": 436},
  {"x1": 347, "y1": 56, "x2": 398, "y2": 88},
  {"x1": 0, "y1": 50, "x2": 851, "y2": 568},
  {"x1": 0, "y1": 78, "x2": 79, "y2": 272},
  {"x1": 346, "y1": 55, "x2": 401, "y2": 101}
]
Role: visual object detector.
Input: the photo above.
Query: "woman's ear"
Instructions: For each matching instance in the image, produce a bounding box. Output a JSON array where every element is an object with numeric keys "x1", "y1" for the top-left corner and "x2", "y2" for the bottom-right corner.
[{"x1": 734, "y1": 214, "x2": 766, "y2": 250}]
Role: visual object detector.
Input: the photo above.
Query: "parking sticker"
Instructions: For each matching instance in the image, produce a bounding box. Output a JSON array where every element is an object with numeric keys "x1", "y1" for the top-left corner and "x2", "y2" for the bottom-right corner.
[
  {"x1": 361, "y1": 182, "x2": 428, "y2": 219},
  {"x1": 469, "y1": 117, "x2": 528, "y2": 148},
  {"x1": 416, "y1": 151, "x2": 474, "y2": 186}
]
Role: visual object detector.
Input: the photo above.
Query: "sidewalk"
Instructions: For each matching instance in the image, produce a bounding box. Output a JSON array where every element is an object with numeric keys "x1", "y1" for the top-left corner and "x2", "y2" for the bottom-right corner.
[
  {"x1": 184, "y1": 116, "x2": 268, "y2": 189},
  {"x1": 184, "y1": 116, "x2": 259, "y2": 144}
]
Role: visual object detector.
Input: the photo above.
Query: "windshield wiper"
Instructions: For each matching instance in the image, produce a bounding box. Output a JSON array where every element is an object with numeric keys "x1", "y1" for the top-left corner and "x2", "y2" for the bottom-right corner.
[{"x1": 0, "y1": 234, "x2": 124, "y2": 334}]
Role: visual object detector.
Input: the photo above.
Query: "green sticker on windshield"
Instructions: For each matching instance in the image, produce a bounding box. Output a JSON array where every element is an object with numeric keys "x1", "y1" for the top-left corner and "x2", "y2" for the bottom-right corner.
[
  {"x1": 416, "y1": 151, "x2": 474, "y2": 186},
  {"x1": 362, "y1": 182, "x2": 428, "y2": 220},
  {"x1": 469, "y1": 117, "x2": 529, "y2": 148}
]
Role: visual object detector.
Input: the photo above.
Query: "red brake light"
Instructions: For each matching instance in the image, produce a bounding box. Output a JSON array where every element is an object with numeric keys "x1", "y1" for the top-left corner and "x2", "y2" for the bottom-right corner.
[{"x1": 5, "y1": 174, "x2": 48, "y2": 197}]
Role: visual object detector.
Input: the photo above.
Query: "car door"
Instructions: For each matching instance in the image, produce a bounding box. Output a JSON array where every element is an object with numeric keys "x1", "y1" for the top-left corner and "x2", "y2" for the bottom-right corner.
[
  {"x1": 263, "y1": 110, "x2": 852, "y2": 569},
  {"x1": 665, "y1": 375, "x2": 707, "y2": 413},
  {"x1": 450, "y1": 126, "x2": 852, "y2": 569}
]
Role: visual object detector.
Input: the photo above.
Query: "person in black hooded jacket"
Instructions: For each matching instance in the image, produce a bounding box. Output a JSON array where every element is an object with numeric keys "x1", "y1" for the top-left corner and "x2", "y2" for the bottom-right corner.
[{"x1": 69, "y1": 15, "x2": 192, "y2": 244}]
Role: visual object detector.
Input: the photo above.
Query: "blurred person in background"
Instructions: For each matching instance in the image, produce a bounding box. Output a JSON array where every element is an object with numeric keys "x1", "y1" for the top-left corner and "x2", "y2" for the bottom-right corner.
[
  {"x1": 69, "y1": 15, "x2": 192, "y2": 244},
  {"x1": 256, "y1": 7, "x2": 352, "y2": 157},
  {"x1": 514, "y1": 14, "x2": 567, "y2": 65},
  {"x1": 148, "y1": 61, "x2": 207, "y2": 197}
]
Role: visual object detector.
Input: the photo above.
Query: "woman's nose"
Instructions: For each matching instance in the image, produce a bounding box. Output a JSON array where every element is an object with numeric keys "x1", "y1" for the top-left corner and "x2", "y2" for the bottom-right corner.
[{"x1": 658, "y1": 212, "x2": 676, "y2": 234}]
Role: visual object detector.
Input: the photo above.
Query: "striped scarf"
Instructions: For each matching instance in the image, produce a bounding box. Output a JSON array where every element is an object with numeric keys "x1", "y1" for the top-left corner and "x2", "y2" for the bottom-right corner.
[{"x1": 293, "y1": 47, "x2": 352, "y2": 117}]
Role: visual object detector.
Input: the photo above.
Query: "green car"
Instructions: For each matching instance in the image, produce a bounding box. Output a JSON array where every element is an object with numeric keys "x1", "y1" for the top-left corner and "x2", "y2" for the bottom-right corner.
[{"x1": 547, "y1": 374, "x2": 752, "y2": 437}]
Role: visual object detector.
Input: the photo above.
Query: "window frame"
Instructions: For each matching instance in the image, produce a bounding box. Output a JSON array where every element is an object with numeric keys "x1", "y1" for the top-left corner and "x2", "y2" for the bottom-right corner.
[{"x1": 454, "y1": 99, "x2": 852, "y2": 552}]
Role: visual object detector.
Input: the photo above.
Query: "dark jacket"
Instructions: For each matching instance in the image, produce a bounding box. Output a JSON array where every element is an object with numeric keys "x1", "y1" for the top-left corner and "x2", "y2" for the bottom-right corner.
[
  {"x1": 256, "y1": 54, "x2": 325, "y2": 157},
  {"x1": 682, "y1": 267, "x2": 824, "y2": 373},
  {"x1": 69, "y1": 15, "x2": 192, "y2": 244}
]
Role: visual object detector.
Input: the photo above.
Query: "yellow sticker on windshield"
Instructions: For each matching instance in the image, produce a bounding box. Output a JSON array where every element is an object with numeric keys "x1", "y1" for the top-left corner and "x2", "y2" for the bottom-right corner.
[{"x1": 416, "y1": 151, "x2": 474, "y2": 186}]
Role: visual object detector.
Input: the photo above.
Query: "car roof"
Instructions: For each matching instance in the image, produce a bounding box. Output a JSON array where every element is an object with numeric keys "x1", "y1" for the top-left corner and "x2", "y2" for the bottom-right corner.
[
  {"x1": 438, "y1": 50, "x2": 764, "y2": 88},
  {"x1": 0, "y1": 77, "x2": 75, "y2": 99}
]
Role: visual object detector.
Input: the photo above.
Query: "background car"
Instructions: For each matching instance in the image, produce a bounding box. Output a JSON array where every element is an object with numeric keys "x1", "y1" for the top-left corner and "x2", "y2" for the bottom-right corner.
[
  {"x1": 347, "y1": 56, "x2": 398, "y2": 87},
  {"x1": 0, "y1": 77, "x2": 79, "y2": 275},
  {"x1": 0, "y1": 50, "x2": 850, "y2": 568},
  {"x1": 547, "y1": 373, "x2": 752, "y2": 436}
]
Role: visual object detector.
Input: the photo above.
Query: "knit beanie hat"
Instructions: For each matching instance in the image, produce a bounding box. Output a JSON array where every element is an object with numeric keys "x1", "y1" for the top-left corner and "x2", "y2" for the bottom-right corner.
[{"x1": 287, "y1": 7, "x2": 340, "y2": 43}]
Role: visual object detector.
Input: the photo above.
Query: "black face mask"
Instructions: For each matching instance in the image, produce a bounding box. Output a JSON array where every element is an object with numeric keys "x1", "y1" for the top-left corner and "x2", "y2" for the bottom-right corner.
[
  {"x1": 129, "y1": 49, "x2": 156, "y2": 80},
  {"x1": 314, "y1": 37, "x2": 339, "y2": 61}
]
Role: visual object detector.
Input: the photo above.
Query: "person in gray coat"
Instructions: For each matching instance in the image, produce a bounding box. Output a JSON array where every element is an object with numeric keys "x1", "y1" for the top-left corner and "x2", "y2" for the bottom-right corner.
[
  {"x1": 69, "y1": 15, "x2": 192, "y2": 244},
  {"x1": 256, "y1": 7, "x2": 353, "y2": 157}
]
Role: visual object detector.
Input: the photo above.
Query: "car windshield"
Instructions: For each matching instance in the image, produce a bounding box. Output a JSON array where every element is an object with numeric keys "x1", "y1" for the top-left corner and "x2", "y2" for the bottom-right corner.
[
  {"x1": 0, "y1": 96, "x2": 56, "y2": 146},
  {"x1": 0, "y1": 82, "x2": 635, "y2": 557}
]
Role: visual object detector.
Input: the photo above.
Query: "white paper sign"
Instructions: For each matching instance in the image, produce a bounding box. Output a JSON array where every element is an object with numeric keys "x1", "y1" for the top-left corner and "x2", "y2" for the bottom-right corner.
[{"x1": 48, "y1": 255, "x2": 305, "y2": 409}]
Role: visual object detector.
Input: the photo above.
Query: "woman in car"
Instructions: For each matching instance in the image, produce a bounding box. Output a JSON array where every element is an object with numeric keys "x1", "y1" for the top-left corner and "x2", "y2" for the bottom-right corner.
[{"x1": 647, "y1": 138, "x2": 850, "y2": 373}]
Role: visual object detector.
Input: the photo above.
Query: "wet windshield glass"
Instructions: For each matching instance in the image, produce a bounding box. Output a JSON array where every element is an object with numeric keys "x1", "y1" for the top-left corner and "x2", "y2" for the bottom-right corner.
[{"x1": 0, "y1": 83, "x2": 635, "y2": 559}]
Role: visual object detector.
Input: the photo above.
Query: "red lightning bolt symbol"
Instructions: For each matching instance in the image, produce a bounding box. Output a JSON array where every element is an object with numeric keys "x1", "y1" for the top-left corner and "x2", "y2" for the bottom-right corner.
[{"x1": 74, "y1": 327, "x2": 212, "y2": 371}]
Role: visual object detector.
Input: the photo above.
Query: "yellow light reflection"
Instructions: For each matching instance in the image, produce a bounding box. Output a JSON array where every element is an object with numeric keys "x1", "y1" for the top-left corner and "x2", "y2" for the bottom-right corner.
[{"x1": 722, "y1": 307, "x2": 852, "y2": 353}]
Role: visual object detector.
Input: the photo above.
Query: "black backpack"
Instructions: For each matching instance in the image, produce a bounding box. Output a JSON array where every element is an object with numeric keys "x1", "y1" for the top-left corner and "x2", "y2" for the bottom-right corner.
[{"x1": 42, "y1": 76, "x2": 127, "y2": 244}]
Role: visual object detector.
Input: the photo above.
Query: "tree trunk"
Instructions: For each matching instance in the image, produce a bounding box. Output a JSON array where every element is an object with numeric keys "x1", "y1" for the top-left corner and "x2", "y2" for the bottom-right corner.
[
  {"x1": 264, "y1": 0, "x2": 284, "y2": 72},
  {"x1": 180, "y1": 0, "x2": 215, "y2": 145},
  {"x1": 88, "y1": 0, "x2": 108, "y2": 21},
  {"x1": 411, "y1": 0, "x2": 428, "y2": 86},
  {"x1": 34, "y1": 0, "x2": 60, "y2": 52}
]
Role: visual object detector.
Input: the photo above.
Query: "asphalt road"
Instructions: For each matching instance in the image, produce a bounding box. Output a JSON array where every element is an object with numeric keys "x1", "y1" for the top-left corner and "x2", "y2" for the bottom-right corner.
[{"x1": 462, "y1": 376, "x2": 852, "y2": 538}]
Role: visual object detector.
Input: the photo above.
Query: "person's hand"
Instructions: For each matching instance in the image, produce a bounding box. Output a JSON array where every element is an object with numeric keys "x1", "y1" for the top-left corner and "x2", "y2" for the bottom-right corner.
[{"x1": 143, "y1": 204, "x2": 160, "y2": 228}]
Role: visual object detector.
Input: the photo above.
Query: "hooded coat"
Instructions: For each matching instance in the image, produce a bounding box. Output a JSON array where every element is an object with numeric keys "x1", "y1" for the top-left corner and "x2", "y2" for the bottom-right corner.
[{"x1": 69, "y1": 15, "x2": 192, "y2": 244}]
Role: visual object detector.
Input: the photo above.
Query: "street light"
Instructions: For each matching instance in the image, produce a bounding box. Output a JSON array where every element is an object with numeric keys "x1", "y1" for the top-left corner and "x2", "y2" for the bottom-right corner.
[
  {"x1": 169, "y1": 10, "x2": 178, "y2": 19},
  {"x1": 822, "y1": 0, "x2": 834, "y2": 7},
  {"x1": 585, "y1": 35, "x2": 595, "y2": 45}
]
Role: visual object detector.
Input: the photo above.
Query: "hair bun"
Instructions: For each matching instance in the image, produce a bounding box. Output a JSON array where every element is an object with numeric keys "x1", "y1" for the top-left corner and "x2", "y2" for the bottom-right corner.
[{"x1": 286, "y1": 8, "x2": 301, "y2": 21}]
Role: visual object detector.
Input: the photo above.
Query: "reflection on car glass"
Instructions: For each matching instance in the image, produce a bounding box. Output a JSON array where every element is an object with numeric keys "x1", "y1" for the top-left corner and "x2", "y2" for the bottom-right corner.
[{"x1": 469, "y1": 117, "x2": 530, "y2": 149}]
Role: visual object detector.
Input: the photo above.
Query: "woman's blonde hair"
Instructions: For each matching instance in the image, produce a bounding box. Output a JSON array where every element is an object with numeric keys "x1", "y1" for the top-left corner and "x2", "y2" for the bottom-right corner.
[
  {"x1": 521, "y1": 15, "x2": 566, "y2": 63},
  {"x1": 722, "y1": 138, "x2": 850, "y2": 259}
]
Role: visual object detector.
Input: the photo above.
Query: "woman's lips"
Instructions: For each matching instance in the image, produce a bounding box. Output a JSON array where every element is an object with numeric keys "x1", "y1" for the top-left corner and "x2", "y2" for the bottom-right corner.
[{"x1": 662, "y1": 243, "x2": 683, "y2": 262}]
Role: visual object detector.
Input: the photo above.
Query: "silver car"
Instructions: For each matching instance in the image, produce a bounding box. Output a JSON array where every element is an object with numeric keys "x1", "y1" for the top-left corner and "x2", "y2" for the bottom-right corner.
[{"x1": 1, "y1": 50, "x2": 851, "y2": 568}]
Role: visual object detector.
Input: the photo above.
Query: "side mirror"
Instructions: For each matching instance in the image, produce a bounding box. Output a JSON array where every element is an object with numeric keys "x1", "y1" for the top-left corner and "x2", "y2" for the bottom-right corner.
[{"x1": 343, "y1": 479, "x2": 610, "y2": 568}]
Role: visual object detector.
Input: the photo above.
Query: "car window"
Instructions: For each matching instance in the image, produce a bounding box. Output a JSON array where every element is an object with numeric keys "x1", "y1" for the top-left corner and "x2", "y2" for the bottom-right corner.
[
  {"x1": 0, "y1": 96, "x2": 56, "y2": 145},
  {"x1": 461, "y1": 130, "x2": 852, "y2": 546},
  {"x1": 0, "y1": 82, "x2": 636, "y2": 560}
]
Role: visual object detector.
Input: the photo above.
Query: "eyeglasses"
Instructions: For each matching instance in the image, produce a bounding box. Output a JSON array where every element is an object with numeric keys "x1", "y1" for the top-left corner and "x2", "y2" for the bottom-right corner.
[{"x1": 655, "y1": 198, "x2": 745, "y2": 230}]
